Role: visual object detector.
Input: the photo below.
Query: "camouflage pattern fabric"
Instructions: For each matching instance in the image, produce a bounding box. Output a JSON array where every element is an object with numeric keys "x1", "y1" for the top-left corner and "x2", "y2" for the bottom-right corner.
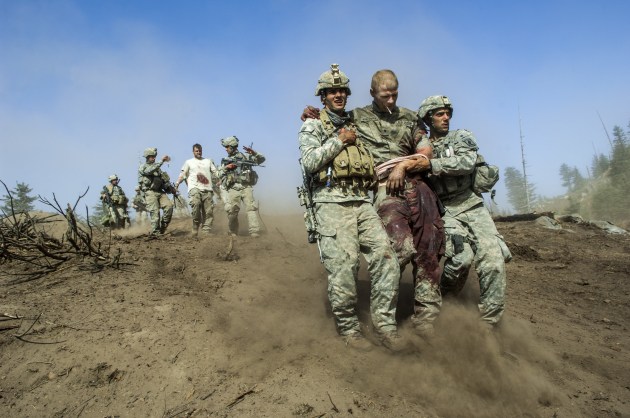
[
  {"x1": 189, "y1": 188, "x2": 214, "y2": 233},
  {"x1": 144, "y1": 190, "x2": 173, "y2": 235},
  {"x1": 315, "y1": 201, "x2": 399, "y2": 335},
  {"x1": 427, "y1": 129, "x2": 483, "y2": 214},
  {"x1": 138, "y1": 161, "x2": 167, "y2": 192},
  {"x1": 350, "y1": 103, "x2": 427, "y2": 166},
  {"x1": 218, "y1": 150, "x2": 265, "y2": 188},
  {"x1": 299, "y1": 115, "x2": 400, "y2": 335},
  {"x1": 440, "y1": 203, "x2": 507, "y2": 324},
  {"x1": 219, "y1": 150, "x2": 265, "y2": 235},
  {"x1": 350, "y1": 103, "x2": 442, "y2": 328},
  {"x1": 299, "y1": 117, "x2": 371, "y2": 204},
  {"x1": 222, "y1": 186, "x2": 259, "y2": 235},
  {"x1": 101, "y1": 184, "x2": 129, "y2": 229},
  {"x1": 428, "y1": 129, "x2": 508, "y2": 325},
  {"x1": 132, "y1": 190, "x2": 148, "y2": 225}
]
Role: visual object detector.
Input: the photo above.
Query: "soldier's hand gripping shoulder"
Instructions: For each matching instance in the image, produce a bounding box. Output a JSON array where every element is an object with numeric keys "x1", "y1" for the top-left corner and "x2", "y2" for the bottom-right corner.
[{"x1": 300, "y1": 105, "x2": 320, "y2": 122}]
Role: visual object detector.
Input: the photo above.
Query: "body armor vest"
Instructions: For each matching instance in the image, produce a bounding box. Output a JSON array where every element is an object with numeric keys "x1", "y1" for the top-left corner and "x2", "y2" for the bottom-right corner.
[{"x1": 315, "y1": 110, "x2": 376, "y2": 190}]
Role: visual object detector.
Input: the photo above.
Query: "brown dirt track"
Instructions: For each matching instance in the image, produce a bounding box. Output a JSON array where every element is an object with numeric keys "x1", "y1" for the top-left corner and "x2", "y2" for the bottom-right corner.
[{"x1": 1, "y1": 211, "x2": 629, "y2": 417}]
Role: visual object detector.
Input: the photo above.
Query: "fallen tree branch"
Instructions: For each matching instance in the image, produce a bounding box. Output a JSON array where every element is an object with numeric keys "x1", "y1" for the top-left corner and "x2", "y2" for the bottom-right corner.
[{"x1": 227, "y1": 385, "x2": 257, "y2": 408}]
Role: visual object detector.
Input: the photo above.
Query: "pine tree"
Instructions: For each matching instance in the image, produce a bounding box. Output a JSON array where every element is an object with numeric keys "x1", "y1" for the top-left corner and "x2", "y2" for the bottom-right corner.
[
  {"x1": 591, "y1": 154, "x2": 610, "y2": 178},
  {"x1": 89, "y1": 200, "x2": 107, "y2": 226},
  {"x1": 559, "y1": 163, "x2": 573, "y2": 191},
  {"x1": 1, "y1": 182, "x2": 37, "y2": 214},
  {"x1": 590, "y1": 122, "x2": 630, "y2": 223},
  {"x1": 504, "y1": 167, "x2": 536, "y2": 213},
  {"x1": 609, "y1": 125, "x2": 630, "y2": 189}
]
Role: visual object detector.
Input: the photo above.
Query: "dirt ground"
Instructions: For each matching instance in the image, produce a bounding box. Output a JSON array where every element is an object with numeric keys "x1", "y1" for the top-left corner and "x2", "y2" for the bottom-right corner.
[{"x1": 1, "y1": 209, "x2": 629, "y2": 417}]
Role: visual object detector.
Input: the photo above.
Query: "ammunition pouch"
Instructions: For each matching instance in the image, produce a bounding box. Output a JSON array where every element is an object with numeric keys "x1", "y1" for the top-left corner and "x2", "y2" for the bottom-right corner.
[
  {"x1": 316, "y1": 142, "x2": 375, "y2": 190},
  {"x1": 150, "y1": 176, "x2": 165, "y2": 192}
]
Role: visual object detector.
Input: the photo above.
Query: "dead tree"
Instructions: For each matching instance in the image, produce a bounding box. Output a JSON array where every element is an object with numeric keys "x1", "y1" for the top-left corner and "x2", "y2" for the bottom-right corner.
[{"x1": 1, "y1": 181, "x2": 127, "y2": 285}]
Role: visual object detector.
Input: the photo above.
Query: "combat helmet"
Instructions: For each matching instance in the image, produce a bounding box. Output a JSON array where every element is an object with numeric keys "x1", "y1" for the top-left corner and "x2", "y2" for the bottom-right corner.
[
  {"x1": 108, "y1": 174, "x2": 119, "y2": 182},
  {"x1": 418, "y1": 95, "x2": 453, "y2": 120},
  {"x1": 220, "y1": 136, "x2": 239, "y2": 147},
  {"x1": 314, "y1": 63, "x2": 351, "y2": 96},
  {"x1": 143, "y1": 147, "x2": 158, "y2": 157}
]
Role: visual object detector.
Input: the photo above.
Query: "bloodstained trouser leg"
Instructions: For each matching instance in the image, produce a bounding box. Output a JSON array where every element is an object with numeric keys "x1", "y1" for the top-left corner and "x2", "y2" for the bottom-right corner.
[
  {"x1": 406, "y1": 178, "x2": 446, "y2": 327},
  {"x1": 375, "y1": 186, "x2": 415, "y2": 270}
]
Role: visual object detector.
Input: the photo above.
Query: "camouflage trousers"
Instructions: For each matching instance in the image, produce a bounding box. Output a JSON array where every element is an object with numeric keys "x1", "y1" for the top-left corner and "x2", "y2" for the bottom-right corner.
[
  {"x1": 144, "y1": 190, "x2": 173, "y2": 235},
  {"x1": 107, "y1": 204, "x2": 128, "y2": 229},
  {"x1": 189, "y1": 188, "x2": 214, "y2": 232},
  {"x1": 441, "y1": 203, "x2": 508, "y2": 325},
  {"x1": 375, "y1": 180, "x2": 445, "y2": 327},
  {"x1": 223, "y1": 186, "x2": 260, "y2": 236},
  {"x1": 315, "y1": 201, "x2": 400, "y2": 335}
]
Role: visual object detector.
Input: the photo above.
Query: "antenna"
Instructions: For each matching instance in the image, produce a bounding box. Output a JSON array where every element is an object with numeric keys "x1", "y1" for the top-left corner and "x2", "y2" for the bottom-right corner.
[
  {"x1": 596, "y1": 110, "x2": 614, "y2": 154},
  {"x1": 518, "y1": 106, "x2": 531, "y2": 212}
]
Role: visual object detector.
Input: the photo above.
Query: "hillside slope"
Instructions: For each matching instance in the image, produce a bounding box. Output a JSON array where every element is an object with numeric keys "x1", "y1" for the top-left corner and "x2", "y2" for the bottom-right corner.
[{"x1": 1, "y1": 213, "x2": 629, "y2": 417}]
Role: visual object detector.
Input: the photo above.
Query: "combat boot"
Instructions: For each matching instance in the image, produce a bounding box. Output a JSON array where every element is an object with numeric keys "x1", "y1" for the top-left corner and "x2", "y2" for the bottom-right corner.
[
  {"x1": 378, "y1": 331, "x2": 407, "y2": 353},
  {"x1": 342, "y1": 333, "x2": 373, "y2": 352},
  {"x1": 413, "y1": 322, "x2": 435, "y2": 341}
]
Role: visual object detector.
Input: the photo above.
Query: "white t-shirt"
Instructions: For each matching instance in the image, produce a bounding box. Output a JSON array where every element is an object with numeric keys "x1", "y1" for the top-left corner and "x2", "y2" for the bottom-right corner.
[{"x1": 178, "y1": 157, "x2": 219, "y2": 192}]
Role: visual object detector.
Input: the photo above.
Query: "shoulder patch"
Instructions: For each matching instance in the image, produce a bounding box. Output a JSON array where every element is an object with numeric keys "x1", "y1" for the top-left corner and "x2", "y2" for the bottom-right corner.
[{"x1": 455, "y1": 129, "x2": 478, "y2": 148}]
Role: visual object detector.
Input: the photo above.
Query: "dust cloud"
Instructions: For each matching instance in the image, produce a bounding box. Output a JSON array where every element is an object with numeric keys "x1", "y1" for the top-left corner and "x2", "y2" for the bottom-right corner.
[{"x1": 197, "y1": 213, "x2": 564, "y2": 417}]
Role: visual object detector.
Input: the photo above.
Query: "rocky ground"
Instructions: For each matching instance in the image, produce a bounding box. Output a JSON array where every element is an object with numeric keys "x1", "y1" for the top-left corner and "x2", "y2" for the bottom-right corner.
[{"x1": 0, "y1": 210, "x2": 629, "y2": 417}]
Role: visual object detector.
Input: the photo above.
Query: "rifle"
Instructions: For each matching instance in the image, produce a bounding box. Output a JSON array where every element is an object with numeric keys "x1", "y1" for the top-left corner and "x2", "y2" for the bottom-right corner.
[
  {"x1": 297, "y1": 158, "x2": 322, "y2": 262},
  {"x1": 221, "y1": 157, "x2": 264, "y2": 174}
]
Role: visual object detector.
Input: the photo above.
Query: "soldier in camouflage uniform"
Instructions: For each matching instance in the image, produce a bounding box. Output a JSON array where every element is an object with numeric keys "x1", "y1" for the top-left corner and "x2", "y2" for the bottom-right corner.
[
  {"x1": 218, "y1": 136, "x2": 265, "y2": 237},
  {"x1": 303, "y1": 70, "x2": 445, "y2": 337},
  {"x1": 174, "y1": 143, "x2": 220, "y2": 236},
  {"x1": 100, "y1": 174, "x2": 129, "y2": 229},
  {"x1": 138, "y1": 147, "x2": 174, "y2": 237},
  {"x1": 418, "y1": 95, "x2": 510, "y2": 326},
  {"x1": 132, "y1": 186, "x2": 148, "y2": 226},
  {"x1": 299, "y1": 64, "x2": 402, "y2": 351}
]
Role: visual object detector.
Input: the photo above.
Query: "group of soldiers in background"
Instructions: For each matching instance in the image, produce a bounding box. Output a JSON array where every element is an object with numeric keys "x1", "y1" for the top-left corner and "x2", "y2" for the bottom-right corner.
[
  {"x1": 99, "y1": 138, "x2": 264, "y2": 239},
  {"x1": 298, "y1": 64, "x2": 510, "y2": 352}
]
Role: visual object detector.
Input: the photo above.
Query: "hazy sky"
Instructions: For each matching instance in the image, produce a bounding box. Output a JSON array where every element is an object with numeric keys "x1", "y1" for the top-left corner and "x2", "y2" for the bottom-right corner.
[{"x1": 1, "y1": 0, "x2": 628, "y2": 215}]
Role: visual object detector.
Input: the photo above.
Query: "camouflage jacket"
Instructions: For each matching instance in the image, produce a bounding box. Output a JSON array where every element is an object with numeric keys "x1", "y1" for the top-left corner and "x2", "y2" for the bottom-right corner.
[
  {"x1": 298, "y1": 113, "x2": 371, "y2": 204},
  {"x1": 350, "y1": 102, "x2": 428, "y2": 166},
  {"x1": 218, "y1": 150, "x2": 265, "y2": 190},
  {"x1": 138, "y1": 161, "x2": 167, "y2": 192},
  {"x1": 427, "y1": 129, "x2": 483, "y2": 215},
  {"x1": 101, "y1": 184, "x2": 128, "y2": 207}
]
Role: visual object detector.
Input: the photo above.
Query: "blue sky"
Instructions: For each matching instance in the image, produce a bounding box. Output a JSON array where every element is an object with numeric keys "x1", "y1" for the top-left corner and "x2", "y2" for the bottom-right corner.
[{"x1": 1, "y1": 0, "x2": 629, "y2": 214}]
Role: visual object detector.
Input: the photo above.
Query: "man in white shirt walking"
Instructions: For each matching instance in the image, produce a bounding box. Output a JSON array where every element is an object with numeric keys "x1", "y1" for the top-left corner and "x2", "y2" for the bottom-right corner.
[{"x1": 174, "y1": 143, "x2": 220, "y2": 236}]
